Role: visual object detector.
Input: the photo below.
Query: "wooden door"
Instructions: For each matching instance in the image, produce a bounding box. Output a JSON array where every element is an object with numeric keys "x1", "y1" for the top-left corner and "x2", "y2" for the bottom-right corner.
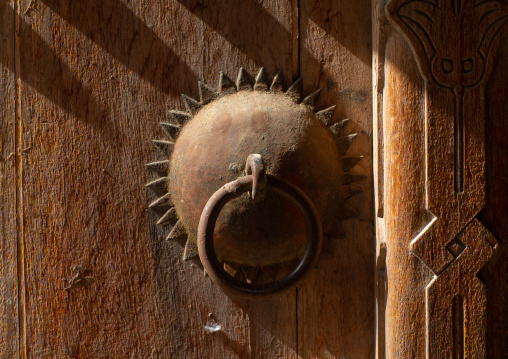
[
  {"x1": 2, "y1": 0, "x2": 506, "y2": 358},
  {"x1": 1, "y1": 0, "x2": 374, "y2": 357}
]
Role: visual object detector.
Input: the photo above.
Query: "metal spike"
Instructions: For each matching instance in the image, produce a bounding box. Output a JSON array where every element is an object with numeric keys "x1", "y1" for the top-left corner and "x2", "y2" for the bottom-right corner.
[
  {"x1": 336, "y1": 204, "x2": 359, "y2": 220},
  {"x1": 342, "y1": 174, "x2": 367, "y2": 185},
  {"x1": 261, "y1": 265, "x2": 281, "y2": 280},
  {"x1": 218, "y1": 71, "x2": 237, "y2": 95},
  {"x1": 149, "y1": 193, "x2": 173, "y2": 209},
  {"x1": 341, "y1": 156, "x2": 363, "y2": 172},
  {"x1": 236, "y1": 67, "x2": 253, "y2": 90},
  {"x1": 336, "y1": 133, "x2": 357, "y2": 156},
  {"x1": 324, "y1": 218, "x2": 346, "y2": 237},
  {"x1": 198, "y1": 81, "x2": 218, "y2": 104},
  {"x1": 270, "y1": 71, "x2": 284, "y2": 92},
  {"x1": 181, "y1": 94, "x2": 201, "y2": 115},
  {"x1": 241, "y1": 266, "x2": 261, "y2": 284},
  {"x1": 183, "y1": 237, "x2": 199, "y2": 260},
  {"x1": 343, "y1": 186, "x2": 363, "y2": 198},
  {"x1": 166, "y1": 110, "x2": 191, "y2": 126},
  {"x1": 254, "y1": 67, "x2": 268, "y2": 91},
  {"x1": 152, "y1": 140, "x2": 174, "y2": 157},
  {"x1": 166, "y1": 220, "x2": 187, "y2": 241},
  {"x1": 316, "y1": 105, "x2": 336, "y2": 127},
  {"x1": 256, "y1": 269, "x2": 274, "y2": 284},
  {"x1": 285, "y1": 77, "x2": 303, "y2": 102},
  {"x1": 156, "y1": 206, "x2": 178, "y2": 225},
  {"x1": 329, "y1": 119, "x2": 350, "y2": 138},
  {"x1": 160, "y1": 122, "x2": 181, "y2": 140},
  {"x1": 223, "y1": 261, "x2": 240, "y2": 277},
  {"x1": 145, "y1": 177, "x2": 168, "y2": 193},
  {"x1": 302, "y1": 89, "x2": 321, "y2": 110},
  {"x1": 145, "y1": 160, "x2": 170, "y2": 175}
]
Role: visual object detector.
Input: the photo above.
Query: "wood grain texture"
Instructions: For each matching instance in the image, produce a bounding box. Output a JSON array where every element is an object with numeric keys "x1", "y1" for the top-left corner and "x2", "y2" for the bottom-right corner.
[
  {"x1": 298, "y1": 1, "x2": 375, "y2": 358},
  {"x1": 16, "y1": 0, "x2": 296, "y2": 357},
  {"x1": 383, "y1": 31, "x2": 433, "y2": 359},
  {"x1": 0, "y1": 1, "x2": 19, "y2": 358},
  {"x1": 382, "y1": 0, "x2": 508, "y2": 357},
  {"x1": 372, "y1": 2, "x2": 390, "y2": 358},
  {"x1": 153, "y1": 1, "x2": 299, "y2": 357},
  {"x1": 481, "y1": 36, "x2": 508, "y2": 359}
]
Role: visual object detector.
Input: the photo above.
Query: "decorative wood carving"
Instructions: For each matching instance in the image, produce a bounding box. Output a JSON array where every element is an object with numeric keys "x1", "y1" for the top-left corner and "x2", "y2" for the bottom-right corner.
[
  {"x1": 387, "y1": 0, "x2": 507, "y2": 273},
  {"x1": 427, "y1": 219, "x2": 496, "y2": 358},
  {"x1": 382, "y1": 0, "x2": 508, "y2": 357}
]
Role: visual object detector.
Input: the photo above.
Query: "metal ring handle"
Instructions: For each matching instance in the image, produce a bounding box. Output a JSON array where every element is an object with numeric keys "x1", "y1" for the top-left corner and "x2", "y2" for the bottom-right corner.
[{"x1": 197, "y1": 174, "x2": 322, "y2": 298}]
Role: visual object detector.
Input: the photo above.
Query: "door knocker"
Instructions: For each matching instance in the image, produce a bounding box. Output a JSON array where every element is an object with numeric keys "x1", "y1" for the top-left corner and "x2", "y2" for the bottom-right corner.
[{"x1": 146, "y1": 68, "x2": 363, "y2": 298}]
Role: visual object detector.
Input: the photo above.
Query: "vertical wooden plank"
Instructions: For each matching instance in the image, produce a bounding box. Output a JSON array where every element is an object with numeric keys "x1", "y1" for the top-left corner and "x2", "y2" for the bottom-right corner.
[
  {"x1": 17, "y1": 0, "x2": 297, "y2": 357},
  {"x1": 372, "y1": 1, "x2": 390, "y2": 358},
  {"x1": 382, "y1": 31, "x2": 431, "y2": 358},
  {"x1": 181, "y1": 0, "x2": 295, "y2": 93},
  {"x1": 17, "y1": 0, "x2": 248, "y2": 357},
  {"x1": 177, "y1": 1, "x2": 298, "y2": 357},
  {"x1": 481, "y1": 36, "x2": 508, "y2": 359},
  {"x1": 201, "y1": 1, "x2": 298, "y2": 356},
  {"x1": 299, "y1": 0, "x2": 375, "y2": 357},
  {"x1": 0, "y1": 1, "x2": 19, "y2": 358}
]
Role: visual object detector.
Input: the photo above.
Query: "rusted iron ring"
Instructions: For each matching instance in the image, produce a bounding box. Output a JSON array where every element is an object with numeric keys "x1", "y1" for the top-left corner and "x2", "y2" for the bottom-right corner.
[{"x1": 197, "y1": 174, "x2": 322, "y2": 298}]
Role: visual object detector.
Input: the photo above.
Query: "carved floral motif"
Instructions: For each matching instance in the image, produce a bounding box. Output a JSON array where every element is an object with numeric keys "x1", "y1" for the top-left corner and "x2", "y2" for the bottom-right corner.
[{"x1": 388, "y1": 0, "x2": 508, "y2": 89}]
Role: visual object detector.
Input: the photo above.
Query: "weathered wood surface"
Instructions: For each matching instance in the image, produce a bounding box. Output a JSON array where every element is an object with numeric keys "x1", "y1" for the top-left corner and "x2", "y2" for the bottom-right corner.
[
  {"x1": 0, "y1": 0, "x2": 378, "y2": 357},
  {"x1": 378, "y1": 0, "x2": 508, "y2": 357},
  {"x1": 15, "y1": 0, "x2": 296, "y2": 357},
  {"x1": 372, "y1": 2, "x2": 390, "y2": 358},
  {"x1": 480, "y1": 36, "x2": 508, "y2": 359},
  {"x1": 299, "y1": 0, "x2": 375, "y2": 358},
  {"x1": 0, "y1": 1, "x2": 19, "y2": 358},
  {"x1": 383, "y1": 31, "x2": 431, "y2": 358}
]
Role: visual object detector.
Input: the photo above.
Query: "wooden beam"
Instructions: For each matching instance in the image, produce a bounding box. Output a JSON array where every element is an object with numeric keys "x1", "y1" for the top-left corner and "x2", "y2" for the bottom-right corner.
[
  {"x1": 298, "y1": 0, "x2": 375, "y2": 357},
  {"x1": 0, "y1": 1, "x2": 19, "y2": 357}
]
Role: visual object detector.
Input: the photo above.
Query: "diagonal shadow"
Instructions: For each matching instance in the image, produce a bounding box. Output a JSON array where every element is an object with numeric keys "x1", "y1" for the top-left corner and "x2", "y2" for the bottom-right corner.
[
  {"x1": 175, "y1": 0, "x2": 373, "y2": 126},
  {"x1": 0, "y1": 3, "x2": 108, "y2": 130},
  {"x1": 302, "y1": 0, "x2": 372, "y2": 67},
  {"x1": 177, "y1": 0, "x2": 290, "y2": 63},
  {"x1": 176, "y1": 0, "x2": 321, "y2": 84},
  {"x1": 39, "y1": 0, "x2": 198, "y2": 96},
  {"x1": 177, "y1": 0, "x2": 371, "y2": 78}
]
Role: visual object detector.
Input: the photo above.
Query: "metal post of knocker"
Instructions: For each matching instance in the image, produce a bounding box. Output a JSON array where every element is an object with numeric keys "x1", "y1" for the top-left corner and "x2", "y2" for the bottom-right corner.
[{"x1": 197, "y1": 155, "x2": 322, "y2": 298}]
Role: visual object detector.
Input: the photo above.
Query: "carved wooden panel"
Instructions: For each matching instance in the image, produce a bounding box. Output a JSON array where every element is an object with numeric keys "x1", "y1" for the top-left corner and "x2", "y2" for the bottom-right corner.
[
  {"x1": 376, "y1": 0, "x2": 508, "y2": 357},
  {"x1": 387, "y1": 0, "x2": 507, "y2": 273}
]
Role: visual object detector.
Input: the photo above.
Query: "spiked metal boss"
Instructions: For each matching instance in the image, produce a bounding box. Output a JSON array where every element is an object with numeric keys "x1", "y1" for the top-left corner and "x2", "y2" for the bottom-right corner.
[{"x1": 146, "y1": 68, "x2": 363, "y2": 284}]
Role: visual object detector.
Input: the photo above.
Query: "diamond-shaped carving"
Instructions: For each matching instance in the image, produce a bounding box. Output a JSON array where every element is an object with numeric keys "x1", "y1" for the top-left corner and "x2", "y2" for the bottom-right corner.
[{"x1": 446, "y1": 238, "x2": 466, "y2": 258}]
